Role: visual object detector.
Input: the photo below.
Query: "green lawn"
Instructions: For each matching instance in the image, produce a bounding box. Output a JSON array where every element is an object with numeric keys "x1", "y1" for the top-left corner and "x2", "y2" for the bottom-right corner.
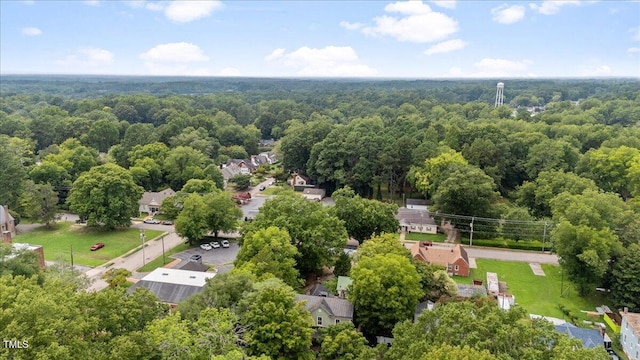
[
  {"x1": 14, "y1": 222, "x2": 163, "y2": 267},
  {"x1": 402, "y1": 232, "x2": 447, "y2": 242},
  {"x1": 454, "y1": 259, "x2": 611, "y2": 322},
  {"x1": 137, "y1": 242, "x2": 192, "y2": 273},
  {"x1": 260, "y1": 184, "x2": 291, "y2": 196}
]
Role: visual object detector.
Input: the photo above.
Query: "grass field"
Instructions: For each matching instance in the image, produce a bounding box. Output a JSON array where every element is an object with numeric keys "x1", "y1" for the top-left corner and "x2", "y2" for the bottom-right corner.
[
  {"x1": 402, "y1": 232, "x2": 447, "y2": 242},
  {"x1": 454, "y1": 259, "x2": 611, "y2": 322},
  {"x1": 137, "y1": 242, "x2": 191, "y2": 272},
  {"x1": 14, "y1": 222, "x2": 164, "y2": 267}
]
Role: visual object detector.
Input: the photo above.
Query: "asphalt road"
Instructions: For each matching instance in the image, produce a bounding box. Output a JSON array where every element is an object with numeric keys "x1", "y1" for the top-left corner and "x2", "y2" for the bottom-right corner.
[
  {"x1": 171, "y1": 241, "x2": 240, "y2": 275},
  {"x1": 465, "y1": 246, "x2": 559, "y2": 265}
]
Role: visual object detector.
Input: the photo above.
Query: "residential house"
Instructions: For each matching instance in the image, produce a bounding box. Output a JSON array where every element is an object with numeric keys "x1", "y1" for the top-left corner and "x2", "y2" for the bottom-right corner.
[
  {"x1": 175, "y1": 261, "x2": 209, "y2": 272},
  {"x1": 406, "y1": 198, "x2": 429, "y2": 211},
  {"x1": 295, "y1": 294, "x2": 354, "y2": 327},
  {"x1": 289, "y1": 173, "x2": 312, "y2": 187},
  {"x1": 259, "y1": 139, "x2": 275, "y2": 147},
  {"x1": 1, "y1": 205, "x2": 16, "y2": 242},
  {"x1": 127, "y1": 268, "x2": 215, "y2": 306},
  {"x1": 221, "y1": 163, "x2": 243, "y2": 186},
  {"x1": 138, "y1": 188, "x2": 176, "y2": 215},
  {"x1": 8, "y1": 243, "x2": 46, "y2": 268},
  {"x1": 414, "y1": 300, "x2": 436, "y2": 322},
  {"x1": 621, "y1": 309, "x2": 640, "y2": 360},
  {"x1": 411, "y1": 243, "x2": 470, "y2": 276},
  {"x1": 336, "y1": 276, "x2": 353, "y2": 299},
  {"x1": 397, "y1": 208, "x2": 438, "y2": 234},
  {"x1": 307, "y1": 280, "x2": 333, "y2": 298},
  {"x1": 228, "y1": 159, "x2": 255, "y2": 175},
  {"x1": 302, "y1": 188, "x2": 326, "y2": 201},
  {"x1": 555, "y1": 323, "x2": 610, "y2": 350},
  {"x1": 251, "y1": 151, "x2": 278, "y2": 167}
]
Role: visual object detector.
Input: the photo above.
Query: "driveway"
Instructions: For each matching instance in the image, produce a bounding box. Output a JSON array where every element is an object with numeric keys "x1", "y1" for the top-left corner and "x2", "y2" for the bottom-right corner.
[{"x1": 172, "y1": 241, "x2": 240, "y2": 274}]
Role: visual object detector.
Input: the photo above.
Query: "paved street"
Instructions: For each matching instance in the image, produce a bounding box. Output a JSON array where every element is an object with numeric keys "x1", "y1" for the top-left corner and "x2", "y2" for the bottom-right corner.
[
  {"x1": 171, "y1": 241, "x2": 240, "y2": 275},
  {"x1": 465, "y1": 246, "x2": 559, "y2": 265}
]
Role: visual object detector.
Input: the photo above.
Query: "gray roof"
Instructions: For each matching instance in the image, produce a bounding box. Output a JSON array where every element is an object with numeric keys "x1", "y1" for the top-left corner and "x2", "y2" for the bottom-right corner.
[
  {"x1": 296, "y1": 294, "x2": 354, "y2": 319},
  {"x1": 308, "y1": 283, "x2": 334, "y2": 298},
  {"x1": 555, "y1": 323, "x2": 604, "y2": 349},
  {"x1": 457, "y1": 284, "x2": 488, "y2": 298},
  {"x1": 414, "y1": 300, "x2": 435, "y2": 321},
  {"x1": 303, "y1": 188, "x2": 326, "y2": 196},
  {"x1": 221, "y1": 163, "x2": 242, "y2": 181},
  {"x1": 406, "y1": 198, "x2": 429, "y2": 206},
  {"x1": 396, "y1": 208, "x2": 436, "y2": 226},
  {"x1": 139, "y1": 188, "x2": 175, "y2": 206},
  {"x1": 176, "y1": 261, "x2": 210, "y2": 272},
  {"x1": 127, "y1": 281, "x2": 205, "y2": 305}
]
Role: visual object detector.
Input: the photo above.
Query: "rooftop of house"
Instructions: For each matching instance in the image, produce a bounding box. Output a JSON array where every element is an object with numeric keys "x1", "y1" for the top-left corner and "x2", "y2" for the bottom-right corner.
[
  {"x1": 139, "y1": 188, "x2": 175, "y2": 206},
  {"x1": 302, "y1": 188, "x2": 326, "y2": 196},
  {"x1": 411, "y1": 243, "x2": 469, "y2": 266},
  {"x1": 414, "y1": 300, "x2": 436, "y2": 321},
  {"x1": 555, "y1": 323, "x2": 604, "y2": 349},
  {"x1": 308, "y1": 282, "x2": 334, "y2": 298},
  {"x1": 406, "y1": 198, "x2": 429, "y2": 206},
  {"x1": 621, "y1": 311, "x2": 640, "y2": 334},
  {"x1": 336, "y1": 276, "x2": 353, "y2": 292},
  {"x1": 139, "y1": 267, "x2": 215, "y2": 287},
  {"x1": 457, "y1": 284, "x2": 488, "y2": 298},
  {"x1": 396, "y1": 208, "x2": 436, "y2": 226},
  {"x1": 175, "y1": 261, "x2": 210, "y2": 272},
  {"x1": 296, "y1": 294, "x2": 354, "y2": 319},
  {"x1": 0, "y1": 205, "x2": 15, "y2": 224}
]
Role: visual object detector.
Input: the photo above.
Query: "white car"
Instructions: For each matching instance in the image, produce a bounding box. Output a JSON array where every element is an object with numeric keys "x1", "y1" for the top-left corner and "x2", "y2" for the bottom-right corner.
[
  {"x1": 210, "y1": 241, "x2": 221, "y2": 249},
  {"x1": 221, "y1": 240, "x2": 230, "y2": 248},
  {"x1": 200, "y1": 243, "x2": 212, "y2": 251}
]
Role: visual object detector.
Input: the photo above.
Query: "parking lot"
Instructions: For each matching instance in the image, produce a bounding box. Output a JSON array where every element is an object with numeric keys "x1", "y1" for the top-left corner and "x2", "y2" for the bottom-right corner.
[{"x1": 171, "y1": 240, "x2": 240, "y2": 274}]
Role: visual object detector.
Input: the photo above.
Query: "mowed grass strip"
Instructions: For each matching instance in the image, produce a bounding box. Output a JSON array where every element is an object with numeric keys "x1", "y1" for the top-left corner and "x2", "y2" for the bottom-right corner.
[
  {"x1": 137, "y1": 242, "x2": 191, "y2": 273},
  {"x1": 14, "y1": 222, "x2": 164, "y2": 267},
  {"x1": 454, "y1": 259, "x2": 610, "y2": 321}
]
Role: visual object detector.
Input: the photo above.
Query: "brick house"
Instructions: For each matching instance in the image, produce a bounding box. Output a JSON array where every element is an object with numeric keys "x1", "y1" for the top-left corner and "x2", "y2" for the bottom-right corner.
[
  {"x1": 411, "y1": 243, "x2": 470, "y2": 277},
  {"x1": 1, "y1": 205, "x2": 16, "y2": 242}
]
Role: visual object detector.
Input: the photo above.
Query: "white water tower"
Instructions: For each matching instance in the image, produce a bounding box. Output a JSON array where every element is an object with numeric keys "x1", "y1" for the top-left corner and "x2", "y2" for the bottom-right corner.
[{"x1": 495, "y1": 82, "x2": 504, "y2": 107}]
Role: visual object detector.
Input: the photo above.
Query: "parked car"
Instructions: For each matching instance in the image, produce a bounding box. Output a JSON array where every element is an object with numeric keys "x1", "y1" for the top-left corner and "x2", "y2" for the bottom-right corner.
[
  {"x1": 161, "y1": 220, "x2": 174, "y2": 225},
  {"x1": 259, "y1": 185, "x2": 266, "y2": 191},
  {"x1": 189, "y1": 254, "x2": 202, "y2": 263},
  {"x1": 221, "y1": 240, "x2": 230, "y2": 248},
  {"x1": 143, "y1": 218, "x2": 160, "y2": 224},
  {"x1": 211, "y1": 241, "x2": 221, "y2": 249},
  {"x1": 90, "y1": 243, "x2": 105, "y2": 251},
  {"x1": 200, "y1": 243, "x2": 212, "y2": 251}
]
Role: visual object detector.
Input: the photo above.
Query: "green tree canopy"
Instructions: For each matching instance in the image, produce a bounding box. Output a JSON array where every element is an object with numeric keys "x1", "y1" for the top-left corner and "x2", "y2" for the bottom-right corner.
[{"x1": 67, "y1": 163, "x2": 144, "y2": 229}]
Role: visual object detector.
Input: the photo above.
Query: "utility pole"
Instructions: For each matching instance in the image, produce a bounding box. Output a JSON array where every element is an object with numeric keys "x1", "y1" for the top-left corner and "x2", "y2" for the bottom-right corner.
[
  {"x1": 70, "y1": 244, "x2": 74, "y2": 268},
  {"x1": 469, "y1": 217, "x2": 475, "y2": 246},
  {"x1": 161, "y1": 235, "x2": 166, "y2": 265},
  {"x1": 140, "y1": 230, "x2": 146, "y2": 267},
  {"x1": 542, "y1": 221, "x2": 548, "y2": 252}
]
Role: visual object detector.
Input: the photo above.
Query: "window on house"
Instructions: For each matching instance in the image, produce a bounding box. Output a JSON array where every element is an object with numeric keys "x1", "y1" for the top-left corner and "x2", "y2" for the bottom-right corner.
[
  {"x1": 454, "y1": 265, "x2": 459, "y2": 271},
  {"x1": 335, "y1": 319, "x2": 340, "y2": 324},
  {"x1": 447, "y1": 265, "x2": 452, "y2": 270},
  {"x1": 624, "y1": 334, "x2": 627, "y2": 343},
  {"x1": 317, "y1": 317, "x2": 323, "y2": 326}
]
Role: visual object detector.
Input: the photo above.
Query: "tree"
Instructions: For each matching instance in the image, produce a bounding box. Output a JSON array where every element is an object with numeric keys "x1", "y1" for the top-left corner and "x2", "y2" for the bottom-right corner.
[
  {"x1": 386, "y1": 299, "x2": 609, "y2": 360},
  {"x1": 101, "y1": 268, "x2": 132, "y2": 289},
  {"x1": 230, "y1": 174, "x2": 252, "y2": 190},
  {"x1": 610, "y1": 242, "x2": 640, "y2": 312},
  {"x1": 242, "y1": 191, "x2": 347, "y2": 277},
  {"x1": 524, "y1": 139, "x2": 579, "y2": 179},
  {"x1": 178, "y1": 270, "x2": 254, "y2": 320},
  {"x1": 19, "y1": 181, "x2": 59, "y2": 227},
  {"x1": 333, "y1": 251, "x2": 352, "y2": 277},
  {"x1": 67, "y1": 163, "x2": 144, "y2": 229},
  {"x1": 181, "y1": 179, "x2": 218, "y2": 194},
  {"x1": 174, "y1": 193, "x2": 209, "y2": 245},
  {"x1": 235, "y1": 226, "x2": 300, "y2": 287},
  {"x1": 238, "y1": 278, "x2": 314, "y2": 360},
  {"x1": 352, "y1": 233, "x2": 411, "y2": 262},
  {"x1": 552, "y1": 221, "x2": 622, "y2": 295},
  {"x1": 409, "y1": 149, "x2": 468, "y2": 198},
  {"x1": 318, "y1": 322, "x2": 376, "y2": 360},
  {"x1": 0, "y1": 243, "x2": 44, "y2": 282},
  {"x1": 203, "y1": 191, "x2": 242, "y2": 238},
  {"x1": 332, "y1": 187, "x2": 399, "y2": 244},
  {"x1": 349, "y1": 253, "x2": 423, "y2": 336},
  {"x1": 433, "y1": 165, "x2": 499, "y2": 218},
  {"x1": 160, "y1": 195, "x2": 182, "y2": 220},
  {"x1": 85, "y1": 119, "x2": 120, "y2": 153},
  {"x1": 164, "y1": 146, "x2": 208, "y2": 190},
  {"x1": 576, "y1": 146, "x2": 640, "y2": 200},
  {"x1": 0, "y1": 139, "x2": 27, "y2": 209}
]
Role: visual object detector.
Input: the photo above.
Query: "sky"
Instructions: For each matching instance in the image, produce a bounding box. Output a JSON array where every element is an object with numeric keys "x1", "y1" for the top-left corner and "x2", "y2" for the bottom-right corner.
[{"x1": 1, "y1": 0, "x2": 639, "y2": 78}]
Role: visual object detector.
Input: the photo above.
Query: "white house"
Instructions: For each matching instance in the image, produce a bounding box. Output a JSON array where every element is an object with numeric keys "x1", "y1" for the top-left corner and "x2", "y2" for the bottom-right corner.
[
  {"x1": 406, "y1": 198, "x2": 428, "y2": 211},
  {"x1": 621, "y1": 309, "x2": 640, "y2": 360},
  {"x1": 138, "y1": 188, "x2": 175, "y2": 215}
]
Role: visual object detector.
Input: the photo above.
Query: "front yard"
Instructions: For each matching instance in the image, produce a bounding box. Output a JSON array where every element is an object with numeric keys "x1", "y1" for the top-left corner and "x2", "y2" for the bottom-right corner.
[
  {"x1": 454, "y1": 259, "x2": 611, "y2": 323},
  {"x1": 13, "y1": 222, "x2": 163, "y2": 267}
]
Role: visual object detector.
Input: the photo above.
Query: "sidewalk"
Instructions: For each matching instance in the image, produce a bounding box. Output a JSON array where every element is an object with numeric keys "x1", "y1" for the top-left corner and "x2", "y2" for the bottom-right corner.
[{"x1": 86, "y1": 231, "x2": 186, "y2": 291}]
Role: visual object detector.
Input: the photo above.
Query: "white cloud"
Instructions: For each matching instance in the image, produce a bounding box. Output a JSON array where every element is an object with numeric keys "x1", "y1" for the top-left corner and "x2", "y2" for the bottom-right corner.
[
  {"x1": 140, "y1": 42, "x2": 209, "y2": 63},
  {"x1": 473, "y1": 58, "x2": 533, "y2": 77},
  {"x1": 164, "y1": 1, "x2": 222, "y2": 23},
  {"x1": 581, "y1": 65, "x2": 612, "y2": 76},
  {"x1": 56, "y1": 47, "x2": 114, "y2": 68},
  {"x1": 628, "y1": 47, "x2": 640, "y2": 54},
  {"x1": 345, "y1": 1, "x2": 459, "y2": 43},
  {"x1": 22, "y1": 27, "x2": 42, "y2": 36},
  {"x1": 218, "y1": 67, "x2": 241, "y2": 76},
  {"x1": 424, "y1": 39, "x2": 466, "y2": 55},
  {"x1": 265, "y1": 46, "x2": 378, "y2": 77},
  {"x1": 529, "y1": 1, "x2": 580, "y2": 15},
  {"x1": 339, "y1": 21, "x2": 365, "y2": 30},
  {"x1": 265, "y1": 48, "x2": 285, "y2": 61},
  {"x1": 431, "y1": 1, "x2": 456, "y2": 9},
  {"x1": 449, "y1": 66, "x2": 464, "y2": 76},
  {"x1": 492, "y1": 4, "x2": 526, "y2": 24}
]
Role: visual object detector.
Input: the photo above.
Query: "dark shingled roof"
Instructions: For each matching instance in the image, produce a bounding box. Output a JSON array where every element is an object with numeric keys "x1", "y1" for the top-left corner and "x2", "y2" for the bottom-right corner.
[
  {"x1": 127, "y1": 281, "x2": 205, "y2": 305},
  {"x1": 555, "y1": 323, "x2": 604, "y2": 349},
  {"x1": 296, "y1": 294, "x2": 354, "y2": 319}
]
